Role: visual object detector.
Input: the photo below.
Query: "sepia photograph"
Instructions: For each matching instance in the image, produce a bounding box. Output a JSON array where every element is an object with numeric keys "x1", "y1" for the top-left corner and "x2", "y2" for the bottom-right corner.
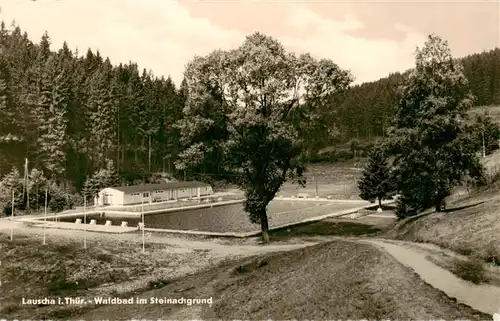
[{"x1": 0, "y1": 0, "x2": 499, "y2": 319}]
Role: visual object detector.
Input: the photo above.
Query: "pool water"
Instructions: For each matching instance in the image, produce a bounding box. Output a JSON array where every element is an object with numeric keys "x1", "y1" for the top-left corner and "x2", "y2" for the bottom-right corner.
[{"x1": 56, "y1": 201, "x2": 365, "y2": 233}]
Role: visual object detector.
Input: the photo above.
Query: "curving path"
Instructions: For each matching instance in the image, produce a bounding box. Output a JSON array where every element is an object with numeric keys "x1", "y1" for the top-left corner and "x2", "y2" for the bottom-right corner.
[
  {"x1": 360, "y1": 238, "x2": 500, "y2": 316},
  {"x1": 2, "y1": 218, "x2": 500, "y2": 317},
  {"x1": 166, "y1": 235, "x2": 500, "y2": 317}
]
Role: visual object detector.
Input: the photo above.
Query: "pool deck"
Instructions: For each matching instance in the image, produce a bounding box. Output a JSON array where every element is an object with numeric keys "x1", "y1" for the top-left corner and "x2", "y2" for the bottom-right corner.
[{"x1": 8, "y1": 199, "x2": 395, "y2": 237}]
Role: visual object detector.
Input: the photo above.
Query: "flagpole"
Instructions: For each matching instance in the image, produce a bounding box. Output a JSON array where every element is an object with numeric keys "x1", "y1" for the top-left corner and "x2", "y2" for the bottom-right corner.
[
  {"x1": 25, "y1": 158, "x2": 29, "y2": 213},
  {"x1": 84, "y1": 195, "x2": 87, "y2": 249},
  {"x1": 10, "y1": 189, "x2": 14, "y2": 241},
  {"x1": 43, "y1": 187, "x2": 47, "y2": 245},
  {"x1": 141, "y1": 197, "x2": 145, "y2": 253}
]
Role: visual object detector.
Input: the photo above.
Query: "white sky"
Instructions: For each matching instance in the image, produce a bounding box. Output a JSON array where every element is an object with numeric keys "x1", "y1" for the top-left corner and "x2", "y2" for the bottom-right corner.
[{"x1": 0, "y1": 0, "x2": 498, "y2": 86}]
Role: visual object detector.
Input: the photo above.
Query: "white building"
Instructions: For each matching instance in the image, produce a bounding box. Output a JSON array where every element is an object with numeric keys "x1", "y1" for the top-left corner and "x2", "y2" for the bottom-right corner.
[{"x1": 96, "y1": 181, "x2": 213, "y2": 206}]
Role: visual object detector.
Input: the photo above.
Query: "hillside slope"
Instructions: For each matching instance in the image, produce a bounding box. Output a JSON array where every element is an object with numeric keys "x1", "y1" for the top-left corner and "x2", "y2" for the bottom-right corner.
[
  {"x1": 79, "y1": 240, "x2": 488, "y2": 320},
  {"x1": 385, "y1": 184, "x2": 500, "y2": 264}
]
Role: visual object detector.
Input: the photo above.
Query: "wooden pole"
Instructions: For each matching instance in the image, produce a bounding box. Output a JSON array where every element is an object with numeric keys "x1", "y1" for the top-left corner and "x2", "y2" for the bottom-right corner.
[
  {"x1": 43, "y1": 187, "x2": 47, "y2": 245},
  {"x1": 148, "y1": 135, "x2": 152, "y2": 173},
  {"x1": 25, "y1": 158, "x2": 29, "y2": 212},
  {"x1": 117, "y1": 106, "x2": 120, "y2": 172},
  {"x1": 314, "y1": 171, "x2": 318, "y2": 198},
  {"x1": 84, "y1": 196, "x2": 87, "y2": 249},
  {"x1": 21, "y1": 161, "x2": 25, "y2": 205},
  {"x1": 141, "y1": 196, "x2": 145, "y2": 253},
  {"x1": 482, "y1": 129, "x2": 486, "y2": 157},
  {"x1": 10, "y1": 189, "x2": 14, "y2": 240}
]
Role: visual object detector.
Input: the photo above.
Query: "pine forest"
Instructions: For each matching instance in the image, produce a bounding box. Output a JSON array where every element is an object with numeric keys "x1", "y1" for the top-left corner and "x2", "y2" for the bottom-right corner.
[{"x1": 0, "y1": 22, "x2": 499, "y2": 207}]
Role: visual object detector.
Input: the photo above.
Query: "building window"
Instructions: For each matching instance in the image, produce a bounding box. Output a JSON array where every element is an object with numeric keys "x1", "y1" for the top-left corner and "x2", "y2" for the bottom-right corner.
[
  {"x1": 143, "y1": 192, "x2": 149, "y2": 197},
  {"x1": 156, "y1": 190, "x2": 163, "y2": 193}
]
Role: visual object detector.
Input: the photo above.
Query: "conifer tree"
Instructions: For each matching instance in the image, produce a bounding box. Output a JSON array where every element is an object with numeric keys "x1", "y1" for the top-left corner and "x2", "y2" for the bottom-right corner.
[
  {"x1": 83, "y1": 160, "x2": 120, "y2": 202},
  {"x1": 37, "y1": 54, "x2": 70, "y2": 179},
  {"x1": 0, "y1": 64, "x2": 12, "y2": 141},
  {"x1": 473, "y1": 111, "x2": 500, "y2": 155},
  {"x1": 87, "y1": 67, "x2": 117, "y2": 169},
  {"x1": 358, "y1": 147, "x2": 393, "y2": 209}
]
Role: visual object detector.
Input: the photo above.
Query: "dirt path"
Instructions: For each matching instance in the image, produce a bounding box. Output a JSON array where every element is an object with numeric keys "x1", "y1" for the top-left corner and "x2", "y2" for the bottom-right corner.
[
  {"x1": 359, "y1": 238, "x2": 500, "y2": 316},
  {"x1": 0, "y1": 219, "x2": 318, "y2": 256}
]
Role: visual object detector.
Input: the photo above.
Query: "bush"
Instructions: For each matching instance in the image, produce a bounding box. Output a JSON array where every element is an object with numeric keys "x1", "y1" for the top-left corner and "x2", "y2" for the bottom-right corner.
[
  {"x1": 395, "y1": 194, "x2": 421, "y2": 219},
  {"x1": 49, "y1": 195, "x2": 67, "y2": 213},
  {"x1": 482, "y1": 241, "x2": 500, "y2": 266},
  {"x1": 3, "y1": 200, "x2": 13, "y2": 216}
]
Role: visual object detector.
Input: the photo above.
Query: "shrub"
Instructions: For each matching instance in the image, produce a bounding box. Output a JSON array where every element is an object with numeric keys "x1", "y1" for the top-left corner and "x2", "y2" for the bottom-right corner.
[
  {"x1": 451, "y1": 256, "x2": 487, "y2": 284},
  {"x1": 483, "y1": 242, "x2": 500, "y2": 266},
  {"x1": 49, "y1": 194, "x2": 67, "y2": 213}
]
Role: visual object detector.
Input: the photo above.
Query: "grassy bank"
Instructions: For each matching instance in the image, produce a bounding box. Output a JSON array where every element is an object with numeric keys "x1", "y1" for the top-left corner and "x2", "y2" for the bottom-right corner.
[
  {"x1": 0, "y1": 231, "x2": 219, "y2": 320},
  {"x1": 81, "y1": 240, "x2": 489, "y2": 320},
  {"x1": 384, "y1": 188, "x2": 500, "y2": 266}
]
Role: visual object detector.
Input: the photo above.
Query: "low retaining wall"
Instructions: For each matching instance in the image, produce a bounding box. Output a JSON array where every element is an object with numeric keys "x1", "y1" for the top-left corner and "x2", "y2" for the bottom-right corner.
[
  {"x1": 276, "y1": 197, "x2": 370, "y2": 204},
  {"x1": 28, "y1": 221, "x2": 137, "y2": 234},
  {"x1": 143, "y1": 228, "x2": 256, "y2": 238}
]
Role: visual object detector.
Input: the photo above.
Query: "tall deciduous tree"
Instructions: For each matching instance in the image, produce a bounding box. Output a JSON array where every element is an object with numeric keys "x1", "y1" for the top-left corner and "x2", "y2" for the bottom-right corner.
[
  {"x1": 176, "y1": 33, "x2": 353, "y2": 243},
  {"x1": 385, "y1": 34, "x2": 484, "y2": 218}
]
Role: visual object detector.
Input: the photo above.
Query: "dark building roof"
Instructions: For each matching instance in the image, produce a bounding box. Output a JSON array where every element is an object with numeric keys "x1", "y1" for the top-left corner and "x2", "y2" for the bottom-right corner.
[{"x1": 108, "y1": 181, "x2": 210, "y2": 194}]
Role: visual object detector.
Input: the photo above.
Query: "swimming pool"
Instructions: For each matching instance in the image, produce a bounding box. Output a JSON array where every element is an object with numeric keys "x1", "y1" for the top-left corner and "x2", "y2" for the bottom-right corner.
[{"x1": 56, "y1": 200, "x2": 366, "y2": 233}]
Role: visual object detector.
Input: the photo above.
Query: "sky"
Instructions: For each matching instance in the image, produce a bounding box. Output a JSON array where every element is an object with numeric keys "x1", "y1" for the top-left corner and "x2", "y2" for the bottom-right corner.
[{"x1": 0, "y1": 0, "x2": 498, "y2": 86}]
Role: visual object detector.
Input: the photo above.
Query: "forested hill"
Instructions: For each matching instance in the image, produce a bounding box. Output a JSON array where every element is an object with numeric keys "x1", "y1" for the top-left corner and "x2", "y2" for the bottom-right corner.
[
  {"x1": 0, "y1": 21, "x2": 499, "y2": 191},
  {"x1": 0, "y1": 23, "x2": 186, "y2": 189},
  {"x1": 335, "y1": 48, "x2": 500, "y2": 142}
]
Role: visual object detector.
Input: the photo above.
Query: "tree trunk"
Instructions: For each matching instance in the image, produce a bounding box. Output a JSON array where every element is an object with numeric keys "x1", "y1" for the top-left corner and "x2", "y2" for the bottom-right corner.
[
  {"x1": 260, "y1": 209, "x2": 270, "y2": 244},
  {"x1": 378, "y1": 197, "x2": 382, "y2": 209},
  {"x1": 117, "y1": 116, "x2": 120, "y2": 172},
  {"x1": 435, "y1": 200, "x2": 442, "y2": 212},
  {"x1": 148, "y1": 135, "x2": 151, "y2": 173},
  {"x1": 121, "y1": 148, "x2": 125, "y2": 169}
]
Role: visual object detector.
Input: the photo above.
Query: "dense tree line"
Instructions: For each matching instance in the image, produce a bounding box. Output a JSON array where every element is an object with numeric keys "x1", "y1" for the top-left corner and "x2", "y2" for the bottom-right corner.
[
  {"x1": 335, "y1": 48, "x2": 500, "y2": 142},
  {"x1": 1, "y1": 22, "x2": 499, "y2": 186},
  {"x1": 0, "y1": 21, "x2": 499, "y2": 220},
  {"x1": 0, "y1": 22, "x2": 184, "y2": 191},
  {"x1": 0, "y1": 20, "x2": 497, "y2": 239}
]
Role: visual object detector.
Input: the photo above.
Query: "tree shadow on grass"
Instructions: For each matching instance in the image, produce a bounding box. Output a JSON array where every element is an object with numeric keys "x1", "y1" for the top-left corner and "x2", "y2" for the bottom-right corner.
[
  {"x1": 269, "y1": 221, "x2": 381, "y2": 241},
  {"x1": 442, "y1": 201, "x2": 484, "y2": 213},
  {"x1": 398, "y1": 201, "x2": 485, "y2": 227}
]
